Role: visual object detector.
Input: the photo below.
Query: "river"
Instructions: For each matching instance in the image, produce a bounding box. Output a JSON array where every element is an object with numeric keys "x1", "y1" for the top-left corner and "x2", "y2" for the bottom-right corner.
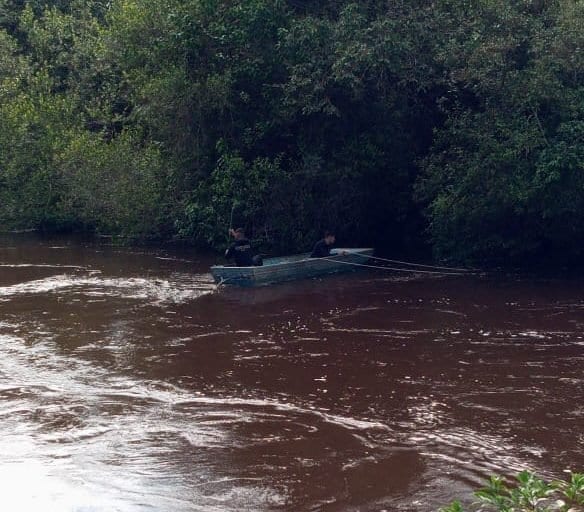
[{"x1": 0, "y1": 234, "x2": 582, "y2": 511}]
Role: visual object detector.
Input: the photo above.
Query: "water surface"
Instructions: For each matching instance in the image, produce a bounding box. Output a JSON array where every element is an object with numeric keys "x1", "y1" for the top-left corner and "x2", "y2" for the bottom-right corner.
[{"x1": 0, "y1": 235, "x2": 582, "y2": 511}]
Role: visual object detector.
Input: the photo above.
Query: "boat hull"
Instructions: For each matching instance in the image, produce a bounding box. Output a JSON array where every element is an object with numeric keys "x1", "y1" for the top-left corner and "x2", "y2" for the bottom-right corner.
[{"x1": 211, "y1": 248, "x2": 374, "y2": 287}]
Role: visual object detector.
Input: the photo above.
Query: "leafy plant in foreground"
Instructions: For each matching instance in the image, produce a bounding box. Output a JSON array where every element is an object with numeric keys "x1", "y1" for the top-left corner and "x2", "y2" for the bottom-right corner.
[{"x1": 440, "y1": 471, "x2": 584, "y2": 512}]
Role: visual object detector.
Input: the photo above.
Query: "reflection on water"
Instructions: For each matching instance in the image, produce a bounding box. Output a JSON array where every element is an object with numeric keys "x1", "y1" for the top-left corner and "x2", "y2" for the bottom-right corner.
[{"x1": 0, "y1": 235, "x2": 583, "y2": 511}]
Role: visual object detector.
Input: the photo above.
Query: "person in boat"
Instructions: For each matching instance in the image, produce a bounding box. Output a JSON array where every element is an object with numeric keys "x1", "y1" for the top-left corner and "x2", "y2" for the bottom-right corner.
[
  {"x1": 310, "y1": 230, "x2": 337, "y2": 258},
  {"x1": 225, "y1": 228, "x2": 263, "y2": 267}
]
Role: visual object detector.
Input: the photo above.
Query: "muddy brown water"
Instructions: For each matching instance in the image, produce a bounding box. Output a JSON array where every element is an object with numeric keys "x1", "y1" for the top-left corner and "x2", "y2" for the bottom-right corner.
[{"x1": 0, "y1": 234, "x2": 582, "y2": 511}]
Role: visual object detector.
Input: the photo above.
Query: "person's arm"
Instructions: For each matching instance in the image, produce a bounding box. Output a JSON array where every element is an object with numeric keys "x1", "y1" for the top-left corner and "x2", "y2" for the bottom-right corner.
[
  {"x1": 310, "y1": 240, "x2": 330, "y2": 258},
  {"x1": 225, "y1": 229, "x2": 237, "y2": 260},
  {"x1": 310, "y1": 241, "x2": 320, "y2": 258}
]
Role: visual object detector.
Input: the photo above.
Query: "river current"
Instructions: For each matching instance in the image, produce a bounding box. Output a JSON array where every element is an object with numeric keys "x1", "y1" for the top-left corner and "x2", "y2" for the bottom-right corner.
[{"x1": 0, "y1": 235, "x2": 582, "y2": 511}]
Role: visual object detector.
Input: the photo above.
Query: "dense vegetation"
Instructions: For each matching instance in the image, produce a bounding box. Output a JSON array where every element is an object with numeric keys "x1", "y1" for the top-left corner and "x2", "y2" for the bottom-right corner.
[{"x1": 0, "y1": 0, "x2": 582, "y2": 263}]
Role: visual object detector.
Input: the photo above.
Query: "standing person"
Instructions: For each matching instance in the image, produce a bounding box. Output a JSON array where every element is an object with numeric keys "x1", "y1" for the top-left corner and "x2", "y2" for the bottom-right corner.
[
  {"x1": 225, "y1": 228, "x2": 262, "y2": 267},
  {"x1": 310, "y1": 230, "x2": 336, "y2": 258}
]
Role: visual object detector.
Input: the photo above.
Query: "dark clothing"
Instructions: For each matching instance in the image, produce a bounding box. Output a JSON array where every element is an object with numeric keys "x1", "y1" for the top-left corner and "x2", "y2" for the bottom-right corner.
[
  {"x1": 310, "y1": 239, "x2": 333, "y2": 258},
  {"x1": 225, "y1": 238, "x2": 261, "y2": 267}
]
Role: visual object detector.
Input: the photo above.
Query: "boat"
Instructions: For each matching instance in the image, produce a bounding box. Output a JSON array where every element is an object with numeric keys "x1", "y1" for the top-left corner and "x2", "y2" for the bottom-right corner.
[{"x1": 211, "y1": 248, "x2": 374, "y2": 287}]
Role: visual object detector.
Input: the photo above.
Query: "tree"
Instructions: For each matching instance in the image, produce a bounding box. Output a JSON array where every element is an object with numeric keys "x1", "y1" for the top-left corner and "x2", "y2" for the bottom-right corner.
[{"x1": 416, "y1": 0, "x2": 584, "y2": 264}]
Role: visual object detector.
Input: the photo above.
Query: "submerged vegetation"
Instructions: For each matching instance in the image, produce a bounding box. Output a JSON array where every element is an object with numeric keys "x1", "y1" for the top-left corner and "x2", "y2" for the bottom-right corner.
[
  {"x1": 0, "y1": 0, "x2": 583, "y2": 263},
  {"x1": 441, "y1": 471, "x2": 584, "y2": 512}
]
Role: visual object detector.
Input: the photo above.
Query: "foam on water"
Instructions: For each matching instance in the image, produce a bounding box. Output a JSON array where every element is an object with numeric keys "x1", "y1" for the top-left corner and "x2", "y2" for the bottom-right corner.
[
  {"x1": 0, "y1": 273, "x2": 215, "y2": 304},
  {"x1": 0, "y1": 332, "x2": 396, "y2": 511}
]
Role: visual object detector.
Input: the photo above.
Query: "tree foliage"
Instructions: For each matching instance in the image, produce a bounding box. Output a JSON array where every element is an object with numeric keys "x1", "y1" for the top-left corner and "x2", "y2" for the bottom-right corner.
[
  {"x1": 416, "y1": 0, "x2": 584, "y2": 264},
  {"x1": 0, "y1": 0, "x2": 582, "y2": 262}
]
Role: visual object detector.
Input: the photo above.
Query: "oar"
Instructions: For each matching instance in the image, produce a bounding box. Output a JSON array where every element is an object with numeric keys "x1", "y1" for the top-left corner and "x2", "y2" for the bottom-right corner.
[{"x1": 227, "y1": 202, "x2": 237, "y2": 239}]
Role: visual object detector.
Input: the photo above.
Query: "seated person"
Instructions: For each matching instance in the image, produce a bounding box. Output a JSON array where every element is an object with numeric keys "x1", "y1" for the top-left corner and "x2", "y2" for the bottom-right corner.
[
  {"x1": 225, "y1": 228, "x2": 263, "y2": 267},
  {"x1": 310, "y1": 230, "x2": 336, "y2": 258}
]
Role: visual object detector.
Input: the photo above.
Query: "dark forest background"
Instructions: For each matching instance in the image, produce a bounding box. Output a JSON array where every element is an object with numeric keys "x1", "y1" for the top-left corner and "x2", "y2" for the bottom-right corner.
[{"x1": 0, "y1": 0, "x2": 582, "y2": 264}]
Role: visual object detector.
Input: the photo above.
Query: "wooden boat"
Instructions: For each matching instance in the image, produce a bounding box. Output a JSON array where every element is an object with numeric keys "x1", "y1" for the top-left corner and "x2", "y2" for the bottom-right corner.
[{"x1": 211, "y1": 248, "x2": 374, "y2": 287}]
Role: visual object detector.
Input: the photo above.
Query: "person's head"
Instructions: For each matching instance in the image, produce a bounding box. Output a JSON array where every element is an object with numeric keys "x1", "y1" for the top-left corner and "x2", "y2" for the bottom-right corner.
[
  {"x1": 323, "y1": 230, "x2": 336, "y2": 245},
  {"x1": 233, "y1": 227, "x2": 246, "y2": 240}
]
